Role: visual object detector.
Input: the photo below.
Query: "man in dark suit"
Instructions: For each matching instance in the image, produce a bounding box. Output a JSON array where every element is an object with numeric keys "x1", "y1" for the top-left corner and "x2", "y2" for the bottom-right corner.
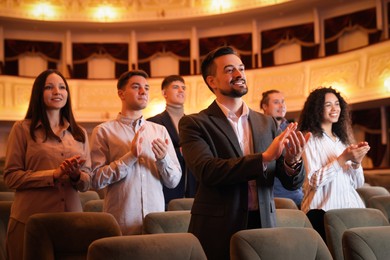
[
  {"x1": 148, "y1": 75, "x2": 197, "y2": 209},
  {"x1": 179, "y1": 46, "x2": 311, "y2": 260}
]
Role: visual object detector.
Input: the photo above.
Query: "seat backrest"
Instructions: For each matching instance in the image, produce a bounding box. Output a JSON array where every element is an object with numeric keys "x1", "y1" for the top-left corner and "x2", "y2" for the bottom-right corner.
[
  {"x1": 0, "y1": 178, "x2": 14, "y2": 192},
  {"x1": 83, "y1": 199, "x2": 104, "y2": 212},
  {"x1": 24, "y1": 212, "x2": 122, "y2": 260},
  {"x1": 342, "y1": 226, "x2": 390, "y2": 260},
  {"x1": 230, "y1": 227, "x2": 332, "y2": 260},
  {"x1": 143, "y1": 210, "x2": 191, "y2": 234},
  {"x1": 0, "y1": 201, "x2": 12, "y2": 260},
  {"x1": 167, "y1": 198, "x2": 194, "y2": 211},
  {"x1": 367, "y1": 195, "x2": 390, "y2": 222},
  {"x1": 79, "y1": 190, "x2": 100, "y2": 209},
  {"x1": 87, "y1": 233, "x2": 207, "y2": 260},
  {"x1": 275, "y1": 209, "x2": 313, "y2": 228},
  {"x1": 356, "y1": 186, "x2": 390, "y2": 206},
  {"x1": 0, "y1": 192, "x2": 14, "y2": 201},
  {"x1": 274, "y1": 197, "x2": 298, "y2": 209},
  {"x1": 324, "y1": 208, "x2": 389, "y2": 260}
]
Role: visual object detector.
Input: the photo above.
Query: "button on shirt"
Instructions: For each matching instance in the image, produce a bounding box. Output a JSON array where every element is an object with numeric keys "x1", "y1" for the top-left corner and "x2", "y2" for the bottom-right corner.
[
  {"x1": 90, "y1": 114, "x2": 182, "y2": 235},
  {"x1": 216, "y1": 101, "x2": 259, "y2": 211},
  {"x1": 301, "y1": 132, "x2": 365, "y2": 213}
]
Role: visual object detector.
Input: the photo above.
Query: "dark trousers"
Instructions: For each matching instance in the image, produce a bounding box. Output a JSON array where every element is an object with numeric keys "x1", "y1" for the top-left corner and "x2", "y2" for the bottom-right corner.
[
  {"x1": 247, "y1": 210, "x2": 261, "y2": 229},
  {"x1": 306, "y1": 209, "x2": 327, "y2": 243}
]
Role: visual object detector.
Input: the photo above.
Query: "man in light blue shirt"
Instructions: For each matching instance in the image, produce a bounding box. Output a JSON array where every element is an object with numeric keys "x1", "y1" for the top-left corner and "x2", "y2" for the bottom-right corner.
[{"x1": 260, "y1": 89, "x2": 304, "y2": 208}]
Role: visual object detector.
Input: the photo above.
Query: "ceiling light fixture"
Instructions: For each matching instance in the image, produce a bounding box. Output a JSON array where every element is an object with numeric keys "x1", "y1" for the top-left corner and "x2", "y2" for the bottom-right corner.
[
  {"x1": 32, "y1": 2, "x2": 55, "y2": 20},
  {"x1": 95, "y1": 5, "x2": 116, "y2": 22}
]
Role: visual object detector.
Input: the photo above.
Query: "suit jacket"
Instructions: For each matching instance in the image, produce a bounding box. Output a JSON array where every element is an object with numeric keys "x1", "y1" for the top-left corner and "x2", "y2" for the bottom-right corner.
[
  {"x1": 179, "y1": 101, "x2": 305, "y2": 260},
  {"x1": 147, "y1": 110, "x2": 196, "y2": 206}
]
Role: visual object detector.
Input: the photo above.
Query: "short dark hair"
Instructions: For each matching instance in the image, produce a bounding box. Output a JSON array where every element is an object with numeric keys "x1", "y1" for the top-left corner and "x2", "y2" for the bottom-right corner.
[
  {"x1": 260, "y1": 90, "x2": 281, "y2": 110},
  {"x1": 117, "y1": 70, "x2": 149, "y2": 90},
  {"x1": 201, "y1": 46, "x2": 239, "y2": 92},
  {"x1": 161, "y1": 75, "x2": 185, "y2": 90}
]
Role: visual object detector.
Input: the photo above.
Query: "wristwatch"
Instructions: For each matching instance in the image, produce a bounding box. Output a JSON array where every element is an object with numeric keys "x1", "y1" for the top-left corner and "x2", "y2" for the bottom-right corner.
[{"x1": 286, "y1": 159, "x2": 302, "y2": 169}]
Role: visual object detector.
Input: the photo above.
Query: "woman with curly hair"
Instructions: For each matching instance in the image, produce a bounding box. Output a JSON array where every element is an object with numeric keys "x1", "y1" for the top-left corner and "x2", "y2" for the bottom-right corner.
[
  {"x1": 4, "y1": 69, "x2": 91, "y2": 260},
  {"x1": 298, "y1": 87, "x2": 370, "y2": 241}
]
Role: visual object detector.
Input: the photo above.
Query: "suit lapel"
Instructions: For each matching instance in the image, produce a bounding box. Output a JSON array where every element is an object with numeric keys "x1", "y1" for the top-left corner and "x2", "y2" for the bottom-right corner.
[
  {"x1": 160, "y1": 111, "x2": 179, "y2": 145},
  {"x1": 207, "y1": 102, "x2": 243, "y2": 157},
  {"x1": 248, "y1": 111, "x2": 265, "y2": 153}
]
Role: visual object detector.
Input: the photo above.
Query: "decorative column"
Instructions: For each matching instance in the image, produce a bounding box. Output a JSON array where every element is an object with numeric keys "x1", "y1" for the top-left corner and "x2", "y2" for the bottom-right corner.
[
  {"x1": 190, "y1": 26, "x2": 199, "y2": 74},
  {"x1": 130, "y1": 30, "x2": 137, "y2": 70},
  {"x1": 251, "y1": 19, "x2": 259, "y2": 68},
  {"x1": 63, "y1": 30, "x2": 72, "y2": 77}
]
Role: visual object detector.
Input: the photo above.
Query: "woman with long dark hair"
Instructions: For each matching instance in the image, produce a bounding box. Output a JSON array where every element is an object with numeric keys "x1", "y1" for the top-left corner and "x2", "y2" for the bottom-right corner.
[
  {"x1": 299, "y1": 86, "x2": 370, "y2": 241},
  {"x1": 4, "y1": 69, "x2": 91, "y2": 260}
]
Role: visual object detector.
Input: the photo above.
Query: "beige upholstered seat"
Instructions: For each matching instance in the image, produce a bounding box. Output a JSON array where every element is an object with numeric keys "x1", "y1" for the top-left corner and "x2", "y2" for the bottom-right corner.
[
  {"x1": 87, "y1": 233, "x2": 207, "y2": 260},
  {"x1": 342, "y1": 226, "x2": 390, "y2": 260},
  {"x1": 78, "y1": 190, "x2": 100, "y2": 209},
  {"x1": 274, "y1": 197, "x2": 299, "y2": 209},
  {"x1": 230, "y1": 227, "x2": 332, "y2": 260},
  {"x1": 0, "y1": 201, "x2": 12, "y2": 260},
  {"x1": 143, "y1": 210, "x2": 191, "y2": 234},
  {"x1": 324, "y1": 208, "x2": 389, "y2": 260},
  {"x1": 275, "y1": 209, "x2": 313, "y2": 228},
  {"x1": 83, "y1": 199, "x2": 104, "y2": 212},
  {"x1": 0, "y1": 178, "x2": 14, "y2": 192},
  {"x1": 167, "y1": 198, "x2": 194, "y2": 211},
  {"x1": 24, "y1": 212, "x2": 122, "y2": 260},
  {"x1": 367, "y1": 195, "x2": 390, "y2": 222},
  {"x1": 356, "y1": 186, "x2": 390, "y2": 206},
  {"x1": 0, "y1": 192, "x2": 14, "y2": 201}
]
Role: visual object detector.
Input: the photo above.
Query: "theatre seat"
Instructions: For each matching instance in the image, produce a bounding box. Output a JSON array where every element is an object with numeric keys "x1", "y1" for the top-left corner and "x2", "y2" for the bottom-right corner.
[
  {"x1": 83, "y1": 199, "x2": 104, "y2": 212},
  {"x1": 324, "y1": 208, "x2": 389, "y2": 260},
  {"x1": 87, "y1": 233, "x2": 207, "y2": 260},
  {"x1": 167, "y1": 198, "x2": 194, "y2": 211},
  {"x1": 367, "y1": 195, "x2": 390, "y2": 222},
  {"x1": 356, "y1": 186, "x2": 390, "y2": 206},
  {"x1": 230, "y1": 227, "x2": 332, "y2": 260},
  {"x1": 274, "y1": 197, "x2": 298, "y2": 209},
  {"x1": 143, "y1": 210, "x2": 191, "y2": 234},
  {"x1": 0, "y1": 192, "x2": 14, "y2": 201},
  {"x1": 275, "y1": 209, "x2": 313, "y2": 228},
  {"x1": 24, "y1": 212, "x2": 121, "y2": 260},
  {"x1": 342, "y1": 226, "x2": 390, "y2": 260},
  {"x1": 79, "y1": 190, "x2": 100, "y2": 209}
]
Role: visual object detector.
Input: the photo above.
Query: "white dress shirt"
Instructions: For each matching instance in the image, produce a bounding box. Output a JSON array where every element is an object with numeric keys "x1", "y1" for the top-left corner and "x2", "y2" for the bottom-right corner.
[
  {"x1": 301, "y1": 132, "x2": 365, "y2": 213},
  {"x1": 90, "y1": 114, "x2": 182, "y2": 235}
]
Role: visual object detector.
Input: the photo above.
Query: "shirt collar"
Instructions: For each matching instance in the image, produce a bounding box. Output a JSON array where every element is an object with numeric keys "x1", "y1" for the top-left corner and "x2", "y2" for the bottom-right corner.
[
  {"x1": 117, "y1": 113, "x2": 145, "y2": 128},
  {"x1": 35, "y1": 118, "x2": 70, "y2": 130},
  {"x1": 215, "y1": 100, "x2": 250, "y2": 120}
]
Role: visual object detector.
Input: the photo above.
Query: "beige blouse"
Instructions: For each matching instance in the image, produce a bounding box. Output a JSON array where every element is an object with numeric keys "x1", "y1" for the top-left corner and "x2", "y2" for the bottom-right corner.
[{"x1": 4, "y1": 119, "x2": 91, "y2": 223}]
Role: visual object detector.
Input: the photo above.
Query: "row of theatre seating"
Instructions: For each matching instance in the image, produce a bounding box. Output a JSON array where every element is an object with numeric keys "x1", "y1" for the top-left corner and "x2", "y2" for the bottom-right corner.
[{"x1": 0, "y1": 184, "x2": 389, "y2": 259}]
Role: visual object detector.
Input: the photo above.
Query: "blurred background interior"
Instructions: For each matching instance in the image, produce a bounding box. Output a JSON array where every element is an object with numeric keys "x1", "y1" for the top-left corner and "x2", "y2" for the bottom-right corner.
[{"x1": 0, "y1": 0, "x2": 389, "y2": 185}]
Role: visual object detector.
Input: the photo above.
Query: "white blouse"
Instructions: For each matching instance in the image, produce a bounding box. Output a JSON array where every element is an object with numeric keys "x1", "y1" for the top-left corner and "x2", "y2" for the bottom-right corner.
[{"x1": 301, "y1": 132, "x2": 365, "y2": 213}]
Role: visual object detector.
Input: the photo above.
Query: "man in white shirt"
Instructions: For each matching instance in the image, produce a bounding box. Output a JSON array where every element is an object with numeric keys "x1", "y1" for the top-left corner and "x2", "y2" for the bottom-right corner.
[{"x1": 90, "y1": 70, "x2": 182, "y2": 235}]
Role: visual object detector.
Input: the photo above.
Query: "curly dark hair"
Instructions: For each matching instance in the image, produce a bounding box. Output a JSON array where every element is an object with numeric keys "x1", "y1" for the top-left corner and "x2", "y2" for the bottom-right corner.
[
  {"x1": 298, "y1": 86, "x2": 353, "y2": 145},
  {"x1": 25, "y1": 69, "x2": 85, "y2": 143}
]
